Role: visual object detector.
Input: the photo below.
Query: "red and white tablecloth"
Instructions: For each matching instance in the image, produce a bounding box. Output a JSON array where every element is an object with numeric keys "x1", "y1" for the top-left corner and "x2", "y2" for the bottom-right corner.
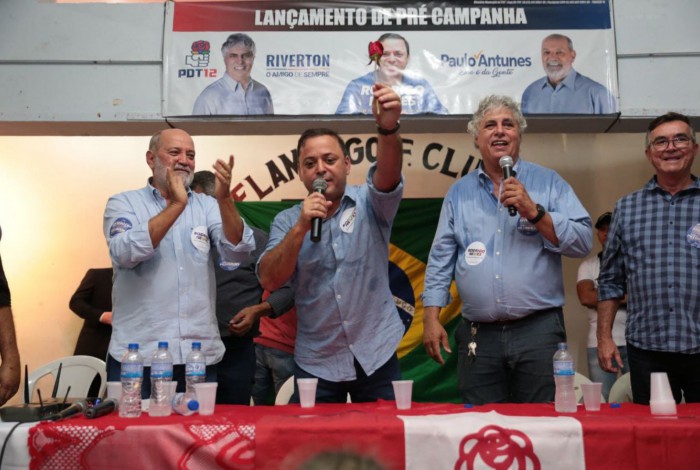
[{"x1": 26, "y1": 401, "x2": 700, "y2": 469}]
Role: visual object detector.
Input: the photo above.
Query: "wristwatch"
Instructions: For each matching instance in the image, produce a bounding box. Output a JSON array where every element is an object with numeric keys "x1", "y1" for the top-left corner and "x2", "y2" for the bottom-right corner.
[
  {"x1": 377, "y1": 121, "x2": 400, "y2": 135},
  {"x1": 527, "y1": 204, "x2": 546, "y2": 224}
]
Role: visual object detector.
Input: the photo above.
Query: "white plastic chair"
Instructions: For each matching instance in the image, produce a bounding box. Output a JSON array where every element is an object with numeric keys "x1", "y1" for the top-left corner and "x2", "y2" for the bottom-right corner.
[
  {"x1": 608, "y1": 372, "x2": 633, "y2": 403},
  {"x1": 27, "y1": 355, "x2": 107, "y2": 401},
  {"x1": 274, "y1": 375, "x2": 295, "y2": 405}
]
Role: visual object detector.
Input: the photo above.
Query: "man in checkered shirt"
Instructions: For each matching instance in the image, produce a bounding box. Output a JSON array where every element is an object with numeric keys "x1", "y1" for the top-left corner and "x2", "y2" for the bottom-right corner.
[{"x1": 597, "y1": 111, "x2": 700, "y2": 405}]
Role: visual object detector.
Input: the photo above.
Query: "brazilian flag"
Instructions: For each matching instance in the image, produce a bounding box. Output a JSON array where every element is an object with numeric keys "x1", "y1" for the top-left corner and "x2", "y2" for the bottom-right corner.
[{"x1": 238, "y1": 199, "x2": 463, "y2": 404}]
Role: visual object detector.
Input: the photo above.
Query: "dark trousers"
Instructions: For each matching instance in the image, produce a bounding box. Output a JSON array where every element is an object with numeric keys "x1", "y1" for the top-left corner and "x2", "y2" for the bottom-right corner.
[
  {"x1": 291, "y1": 354, "x2": 401, "y2": 404},
  {"x1": 456, "y1": 308, "x2": 566, "y2": 405},
  {"x1": 215, "y1": 338, "x2": 256, "y2": 405},
  {"x1": 627, "y1": 342, "x2": 700, "y2": 405}
]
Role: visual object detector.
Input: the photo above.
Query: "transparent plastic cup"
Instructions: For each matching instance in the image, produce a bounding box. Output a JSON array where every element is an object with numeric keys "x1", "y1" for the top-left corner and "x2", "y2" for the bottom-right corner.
[
  {"x1": 581, "y1": 382, "x2": 603, "y2": 411},
  {"x1": 193, "y1": 383, "x2": 218, "y2": 416}
]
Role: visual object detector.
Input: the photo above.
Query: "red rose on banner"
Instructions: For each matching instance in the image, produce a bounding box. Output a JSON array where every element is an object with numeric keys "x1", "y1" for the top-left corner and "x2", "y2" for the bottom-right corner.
[
  {"x1": 454, "y1": 424, "x2": 541, "y2": 470},
  {"x1": 367, "y1": 40, "x2": 384, "y2": 113},
  {"x1": 367, "y1": 41, "x2": 383, "y2": 66}
]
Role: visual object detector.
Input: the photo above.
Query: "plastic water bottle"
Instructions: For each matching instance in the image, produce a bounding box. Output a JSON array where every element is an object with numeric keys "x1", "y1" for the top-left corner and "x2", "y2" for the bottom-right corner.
[
  {"x1": 185, "y1": 342, "x2": 206, "y2": 396},
  {"x1": 553, "y1": 342, "x2": 577, "y2": 413},
  {"x1": 149, "y1": 341, "x2": 174, "y2": 417},
  {"x1": 172, "y1": 392, "x2": 199, "y2": 416},
  {"x1": 119, "y1": 343, "x2": 143, "y2": 418}
]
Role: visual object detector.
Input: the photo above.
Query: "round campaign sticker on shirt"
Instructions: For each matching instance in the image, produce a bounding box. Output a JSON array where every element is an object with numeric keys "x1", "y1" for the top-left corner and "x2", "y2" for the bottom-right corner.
[
  {"x1": 687, "y1": 223, "x2": 700, "y2": 248},
  {"x1": 339, "y1": 207, "x2": 356, "y2": 234},
  {"x1": 109, "y1": 217, "x2": 132, "y2": 237},
  {"x1": 190, "y1": 226, "x2": 210, "y2": 252},
  {"x1": 465, "y1": 241, "x2": 487, "y2": 266}
]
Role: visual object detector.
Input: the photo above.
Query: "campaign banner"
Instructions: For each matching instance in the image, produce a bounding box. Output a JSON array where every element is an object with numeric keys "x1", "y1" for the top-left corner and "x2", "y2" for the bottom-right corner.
[{"x1": 163, "y1": 0, "x2": 618, "y2": 117}]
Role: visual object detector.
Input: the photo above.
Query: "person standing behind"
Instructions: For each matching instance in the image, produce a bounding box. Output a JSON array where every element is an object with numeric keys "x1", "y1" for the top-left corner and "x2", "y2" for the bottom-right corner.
[
  {"x1": 103, "y1": 128, "x2": 255, "y2": 397},
  {"x1": 258, "y1": 83, "x2": 404, "y2": 403},
  {"x1": 69, "y1": 267, "x2": 113, "y2": 397},
  {"x1": 521, "y1": 34, "x2": 615, "y2": 114},
  {"x1": 251, "y1": 295, "x2": 297, "y2": 405},
  {"x1": 0, "y1": 226, "x2": 20, "y2": 406},
  {"x1": 69, "y1": 267, "x2": 113, "y2": 361},
  {"x1": 336, "y1": 33, "x2": 447, "y2": 115},
  {"x1": 190, "y1": 170, "x2": 294, "y2": 405},
  {"x1": 422, "y1": 95, "x2": 592, "y2": 405},
  {"x1": 576, "y1": 212, "x2": 628, "y2": 401},
  {"x1": 598, "y1": 112, "x2": 700, "y2": 405},
  {"x1": 193, "y1": 33, "x2": 273, "y2": 115}
]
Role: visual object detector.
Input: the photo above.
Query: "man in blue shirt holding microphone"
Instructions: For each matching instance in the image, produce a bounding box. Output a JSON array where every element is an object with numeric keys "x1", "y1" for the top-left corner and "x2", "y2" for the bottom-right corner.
[{"x1": 422, "y1": 95, "x2": 592, "y2": 405}]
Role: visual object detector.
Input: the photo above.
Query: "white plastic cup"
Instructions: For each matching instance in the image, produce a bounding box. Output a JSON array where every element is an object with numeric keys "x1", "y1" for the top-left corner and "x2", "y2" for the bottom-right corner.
[
  {"x1": 650, "y1": 372, "x2": 677, "y2": 416},
  {"x1": 297, "y1": 378, "x2": 318, "y2": 408},
  {"x1": 581, "y1": 382, "x2": 603, "y2": 411},
  {"x1": 392, "y1": 380, "x2": 413, "y2": 410},
  {"x1": 106, "y1": 381, "x2": 122, "y2": 401},
  {"x1": 193, "y1": 382, "x2": 218, "y2": 416}
]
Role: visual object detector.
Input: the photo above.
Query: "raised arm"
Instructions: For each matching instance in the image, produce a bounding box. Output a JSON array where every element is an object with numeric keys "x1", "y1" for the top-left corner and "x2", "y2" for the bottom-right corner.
[
  {"x1": 372, "y1": 83, "x2": 403, "y2": 192},
  {"x1": 148, "y1": 167, "x2": 188, "y2": 248},
  {"x1": 213, "y1": 155, "x2": 245, "y2": 244}
]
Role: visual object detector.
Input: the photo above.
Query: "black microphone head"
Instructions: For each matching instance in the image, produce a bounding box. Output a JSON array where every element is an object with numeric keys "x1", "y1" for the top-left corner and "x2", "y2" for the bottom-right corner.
[
  {"x1": 72, "y1": 399, "x2": 89, "y2": 411},
  {"x1": 84, "y1": 398, "x2": 118, "y2": 419},
  {"x1": 49, "y1": 399, "x2": 89, "y2": 421},
  {"x1": 499, "y1": 156, "x2": 514, "y2": 169},
  {"x1": 312, "y1": 177, "x2": 328, "y2": 193}
]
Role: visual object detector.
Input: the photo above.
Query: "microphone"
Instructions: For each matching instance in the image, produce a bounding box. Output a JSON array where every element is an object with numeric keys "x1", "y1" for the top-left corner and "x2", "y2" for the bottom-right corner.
[
  {"x1": 84, "y1": 398, "x2": 118, "y2": 419},
  {"x1": 48, "y1": 399, "x2": 88, "y2": 421},
  {"x1": 499, "y1": 156, "x2": 517, "y2": 217},
  {"x1": 310, "y1": 177, "x2": 328, "y2": 243}
]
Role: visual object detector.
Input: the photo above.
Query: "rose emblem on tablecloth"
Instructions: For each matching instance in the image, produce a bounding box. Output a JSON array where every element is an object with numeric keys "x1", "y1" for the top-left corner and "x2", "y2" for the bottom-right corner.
[{"x1": 454, "y1": 424, "x2": 541, "y2": 470}]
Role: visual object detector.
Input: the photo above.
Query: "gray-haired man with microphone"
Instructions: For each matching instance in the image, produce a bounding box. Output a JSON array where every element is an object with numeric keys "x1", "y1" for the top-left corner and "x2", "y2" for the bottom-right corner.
[
  {"x1": 422, "y1": 95, "x2": 591, "y2": 405},
  {"x1": 257, "y1": 83, "x2": 404, "y2": 403}
]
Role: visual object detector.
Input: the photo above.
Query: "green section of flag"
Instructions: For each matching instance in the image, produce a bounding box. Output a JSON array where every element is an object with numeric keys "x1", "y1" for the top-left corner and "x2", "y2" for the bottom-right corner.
[
  {"x1": 237, "y1": 198, "x2": 462, "y2": 404},
  {"x1": 400, "y1": 315, "x2": 461, "y2": 403}
]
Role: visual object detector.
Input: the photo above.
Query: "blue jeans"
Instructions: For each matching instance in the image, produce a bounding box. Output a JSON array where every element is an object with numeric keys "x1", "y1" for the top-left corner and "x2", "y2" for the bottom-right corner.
[
  {"x1": 215, "y1": 337, "x2": 255, "y2": 405},
  {"x1": 251, "y1": 344, "x2": 295, "y2": 406},
  {"x1": 106, "y1": 354, "x2": 217, "y2": 399},
  {"x1": 587, "y1": 346, "x2": 629, "y2": 401},
  {"x1": 291, "y1": 354, "x2": 400, "y2": 404},
  {"x1": 627, "y1": 343, "x2": 700, "y2": 405},
  {"x1": 456, "y1": 309, "x2": 567, "y2": 405}
]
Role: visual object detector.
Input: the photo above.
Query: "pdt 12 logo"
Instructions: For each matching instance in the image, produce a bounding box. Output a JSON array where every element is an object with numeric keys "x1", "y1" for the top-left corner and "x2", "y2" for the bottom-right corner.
[{"x1": 178, "y1": 40, "x2": 218, "y2": 78}]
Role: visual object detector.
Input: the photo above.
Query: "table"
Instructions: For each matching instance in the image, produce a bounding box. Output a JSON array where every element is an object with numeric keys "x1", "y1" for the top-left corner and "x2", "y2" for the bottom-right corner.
[{"x1": 2, "y1": 402, "x2": 698, "y2": 469}]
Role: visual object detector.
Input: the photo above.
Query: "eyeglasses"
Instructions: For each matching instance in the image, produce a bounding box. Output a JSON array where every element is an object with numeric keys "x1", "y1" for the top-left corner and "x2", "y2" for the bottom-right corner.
[{"x1": 649, "y1": 135, "x2": 694, "y2": 151}]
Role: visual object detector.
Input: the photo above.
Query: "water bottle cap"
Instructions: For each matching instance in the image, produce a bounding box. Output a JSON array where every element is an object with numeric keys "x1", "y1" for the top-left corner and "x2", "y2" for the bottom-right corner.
[
  {"x1": 158, "y1": 341, "x2": 169, "y2": 349},
  {"x1": 557, "y1": 342, "x2": 568, "y2": 350},
  {"x1": 188, "y1": 400, "x2": 199, "y2": 411},
  {"x1": 192, "y1": 342, "x2": 202, "y2": 350},
  {"x1": 128, "y1": 343, "x2": 139, "y2": 350}
]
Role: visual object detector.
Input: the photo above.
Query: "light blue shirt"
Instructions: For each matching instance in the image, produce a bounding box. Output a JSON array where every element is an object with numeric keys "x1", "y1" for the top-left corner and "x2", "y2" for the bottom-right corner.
[
  {"x1": 192, "y1": 73, "x2": 274, "y2": 115},
  {"x1": 336, "y1": 71, "x2": 448, "y2": 115},
  {"x1": 422, "y1": 159, "x2": 592, "y2": 321},
  {"x1": 521, "y1": 69, "x2": 616, "y2": 114},
  {"x1": 261, "y1": 165, "x2": 405, "y2": 381},
  {"x1": 104, "y1": 180, "x2": 255, "y2": 365}
]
